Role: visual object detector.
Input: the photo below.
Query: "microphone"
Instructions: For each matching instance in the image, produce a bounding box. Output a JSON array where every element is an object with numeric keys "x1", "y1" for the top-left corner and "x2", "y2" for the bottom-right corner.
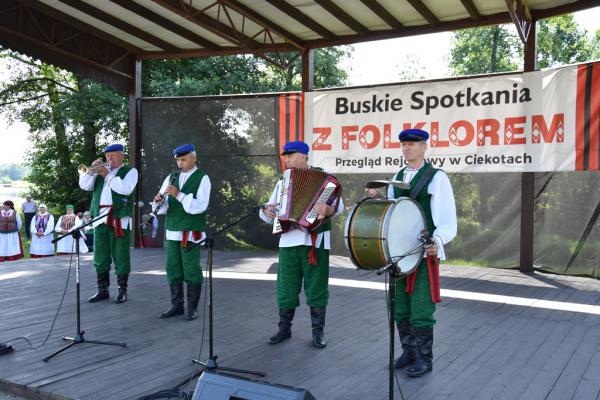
[
  {"x1": 121, "y1": 199, "x2": 145, "y2": 207},
  {"x1": 140, "y1": 213, "x2": 157, "y2": 227}
]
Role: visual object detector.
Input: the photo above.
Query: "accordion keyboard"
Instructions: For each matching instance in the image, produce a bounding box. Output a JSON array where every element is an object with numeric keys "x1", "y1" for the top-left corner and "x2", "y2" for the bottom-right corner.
[{"x1": 305, "y1": 182, "x2": 338, "y2": 224}]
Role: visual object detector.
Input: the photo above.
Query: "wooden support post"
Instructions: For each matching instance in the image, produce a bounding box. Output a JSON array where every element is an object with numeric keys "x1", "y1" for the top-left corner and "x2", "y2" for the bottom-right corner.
[
  {"x1": 302, "y1": 49, "x2": 314, "y2": 92},
  {"x1": 129, "y1": 59, "x2": 142, "y2": 247},
  {"x1": 519, "y1": 21, "x2": 536, "y2": 273}
]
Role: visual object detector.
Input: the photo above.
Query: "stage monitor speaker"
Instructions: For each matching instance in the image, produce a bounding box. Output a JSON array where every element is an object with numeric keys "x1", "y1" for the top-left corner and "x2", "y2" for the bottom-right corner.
[{"x1": 192, "y1": 371, "x2": 316, "y2": 400}]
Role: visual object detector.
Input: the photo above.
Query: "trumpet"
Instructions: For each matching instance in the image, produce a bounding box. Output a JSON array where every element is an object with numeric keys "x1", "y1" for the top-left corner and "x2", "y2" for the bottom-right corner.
[{"x1": 78, "y1": 162, "x2": 111, "y2": 176}]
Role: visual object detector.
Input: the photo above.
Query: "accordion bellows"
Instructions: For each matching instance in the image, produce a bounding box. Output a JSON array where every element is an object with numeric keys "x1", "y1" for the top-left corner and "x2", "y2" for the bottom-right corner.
[{"x1": 273, "y1": 168, "x2": 342, "y2": 234}]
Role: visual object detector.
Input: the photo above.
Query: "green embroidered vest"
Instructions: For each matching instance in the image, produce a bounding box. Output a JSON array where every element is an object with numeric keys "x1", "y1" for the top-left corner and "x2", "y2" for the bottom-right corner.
[
  {"x1": 90, "y1": 165, "x2": 135, "y2": 219},
  {"x1": 392, "y1": 162, "x2": 438, "y2": 235},
  {"x1": 165, "y1": 168, "x2": 207, "y2": 231}
]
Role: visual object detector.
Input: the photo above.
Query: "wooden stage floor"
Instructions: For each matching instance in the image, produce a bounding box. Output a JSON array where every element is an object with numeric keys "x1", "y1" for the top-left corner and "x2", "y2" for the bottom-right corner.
[{"x1": 0, "y1": 249, "x2": 599, "y2": 400}]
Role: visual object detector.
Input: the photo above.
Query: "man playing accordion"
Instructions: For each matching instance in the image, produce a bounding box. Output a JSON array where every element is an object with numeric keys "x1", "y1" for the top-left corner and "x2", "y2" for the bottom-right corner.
[{"x1": 260, "y1": 141, "x2": 344, "y2": 349}]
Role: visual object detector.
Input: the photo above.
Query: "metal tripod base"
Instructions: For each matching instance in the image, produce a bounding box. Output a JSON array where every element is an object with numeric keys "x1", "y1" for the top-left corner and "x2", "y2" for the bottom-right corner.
[
  {"x1": 192, "y1": 356, "x2": 265, "y2": 377},
  {"x1": 43, "y1": 331, "x2": 127, "y2": 362}
]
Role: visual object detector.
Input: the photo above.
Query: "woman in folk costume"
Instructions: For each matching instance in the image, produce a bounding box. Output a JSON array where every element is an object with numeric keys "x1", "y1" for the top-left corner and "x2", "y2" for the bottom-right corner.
[
  {"x1": 30, "y1": 203, "x2": 55, "y2": 258},
  {"x1": 55, "y1": 205, "x2": 88, "y2": 255},
  {"x1": 0, "y1": 200, "x2": 24, "y2": 262}
]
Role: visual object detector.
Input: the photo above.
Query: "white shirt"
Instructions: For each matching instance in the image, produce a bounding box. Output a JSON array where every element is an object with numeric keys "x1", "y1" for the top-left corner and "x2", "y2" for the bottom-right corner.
[
  {"x1": 156, "y1": 166, "x2": 211, "y2": 243},
  {"x1": 79, "y1": 165, "x2": 138, "y2": 229},
  {"x1": 387, "y1": 161, "x2": 457, "y2": 260},
  {"x1": 22, "y1": 200, "x2": 37, "y2": 213},
  {"x1": 259, "y1": 174, "x2": 344, "y2": 249}
]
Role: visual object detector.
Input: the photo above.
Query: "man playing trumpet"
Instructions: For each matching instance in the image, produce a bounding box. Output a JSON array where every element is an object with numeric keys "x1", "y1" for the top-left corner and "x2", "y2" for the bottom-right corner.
[
  {"x1": 79, "y1": 143, "x2": 138, "y2": 304},
  {"x1": 155, "y1": 144, "x2": 211, "y2": 321}
]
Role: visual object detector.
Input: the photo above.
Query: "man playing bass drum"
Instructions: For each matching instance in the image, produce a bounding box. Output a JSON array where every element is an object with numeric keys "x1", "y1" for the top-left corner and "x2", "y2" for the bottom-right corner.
[
  {"x1": 260, "y1": 141, "x2": 344, "y2": 349},
  {"x1": 367, "y1": 128, "x2": 457, "y2": 377}
]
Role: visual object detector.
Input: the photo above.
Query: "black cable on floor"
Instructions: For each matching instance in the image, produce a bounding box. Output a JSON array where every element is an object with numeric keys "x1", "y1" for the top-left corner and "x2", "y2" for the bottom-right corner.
[{"x1": 2, "y1": 252, "x2": 74, "y2": 351}]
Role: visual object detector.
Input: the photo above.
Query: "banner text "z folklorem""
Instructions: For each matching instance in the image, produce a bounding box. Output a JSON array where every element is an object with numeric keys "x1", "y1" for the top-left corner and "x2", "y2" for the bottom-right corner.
[{"x1": 305, "y1": 62, "x2": 600, "y2": 174}]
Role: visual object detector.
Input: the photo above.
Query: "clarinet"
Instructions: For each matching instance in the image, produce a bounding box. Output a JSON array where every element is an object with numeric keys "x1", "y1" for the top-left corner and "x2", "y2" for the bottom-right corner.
[{"x1": 149, "y1": 171, "x2": 180, "y2": 220}]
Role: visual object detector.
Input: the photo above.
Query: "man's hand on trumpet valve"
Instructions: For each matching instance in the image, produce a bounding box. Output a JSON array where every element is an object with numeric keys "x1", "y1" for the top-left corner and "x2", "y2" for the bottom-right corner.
[{"x1": 164, "y1": 185, "x2": 180, "y2": 198}]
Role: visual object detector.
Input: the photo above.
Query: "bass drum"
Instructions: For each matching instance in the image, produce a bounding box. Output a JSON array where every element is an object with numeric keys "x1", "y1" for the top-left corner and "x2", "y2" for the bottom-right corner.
[{"x1": 344, "y1": 197, "x2": 426, "y2": 274}]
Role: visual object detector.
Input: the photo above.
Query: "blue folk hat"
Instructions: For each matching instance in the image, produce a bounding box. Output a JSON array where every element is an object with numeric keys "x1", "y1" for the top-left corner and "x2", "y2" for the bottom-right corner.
[
  {"x1": 173, "y1": 143, "x2": 195, "y2": 158},
  {"x1": 282, "y1": 141, "x2": 309, "y2": 155},
  {"x1": 398, "y1": 129, "x2": 429, "y2": 142},
  {"x1": 103, "y1": 143, "x2": 124, "y2": 153}
]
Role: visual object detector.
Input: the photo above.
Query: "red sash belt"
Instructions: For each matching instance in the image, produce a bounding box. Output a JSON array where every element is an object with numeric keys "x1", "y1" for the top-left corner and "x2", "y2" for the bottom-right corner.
[
  {"x1": 181, "y1": 231, "x2": 202, "y2": 248},
  {"x1": 405, "y1": 255, "x2": 442, "y2": 303},
  {"x1": 308, "y1": 232, "x2": 318, "y2": 266},
  {"x1": 100, "y1": 205, "x2": 124, "y2": 238}
]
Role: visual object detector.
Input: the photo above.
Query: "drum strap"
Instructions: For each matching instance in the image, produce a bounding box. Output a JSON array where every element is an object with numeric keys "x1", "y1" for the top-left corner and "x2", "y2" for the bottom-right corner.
[{"x1": 409, "y1": 167, "x2": 436, "y2": 199}]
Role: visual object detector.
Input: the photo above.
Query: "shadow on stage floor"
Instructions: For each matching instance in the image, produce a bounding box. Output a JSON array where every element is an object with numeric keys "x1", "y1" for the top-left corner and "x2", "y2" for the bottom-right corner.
[{"x1": 0, "y1": 249, "x2": 599, "y2": 400}]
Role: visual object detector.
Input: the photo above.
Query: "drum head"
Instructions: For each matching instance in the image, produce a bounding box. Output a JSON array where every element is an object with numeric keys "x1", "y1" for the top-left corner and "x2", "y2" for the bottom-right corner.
[{"x1": 387, "y1": 198, "x2": 426, "y2": 274}]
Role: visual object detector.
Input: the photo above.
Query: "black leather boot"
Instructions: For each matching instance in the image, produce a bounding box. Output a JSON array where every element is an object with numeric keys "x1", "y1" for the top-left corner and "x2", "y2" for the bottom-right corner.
[
  {"x1": 268, "y1": 309, "x2": 295, "y2": 344},
  {"x1": 114, "y1": 274, "x2": 129, "y2": 303},
  {"x1": 158, "y1": 281, "x2": 184, "y2": 318},
  {"x1": 407, "y1": 327, "x2": 433, "y2": 377},
  {"x1": 394, "y1": 320, "x2": 417, "y2": 368},
  {"x1": 88, "y1": 271, "x2": 110, "y2": 303},
  {"x1": 310, "y1": 307, "x2": 327, "y2": 349},
  {"x1": 185, "y1": 283, "x2": 202, "y2": 320}
]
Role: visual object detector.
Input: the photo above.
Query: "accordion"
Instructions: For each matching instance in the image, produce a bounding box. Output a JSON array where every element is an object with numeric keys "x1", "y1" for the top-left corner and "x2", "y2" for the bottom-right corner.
[{"x1": 273, "y1": 168, "x2": 342, "y2": 235}]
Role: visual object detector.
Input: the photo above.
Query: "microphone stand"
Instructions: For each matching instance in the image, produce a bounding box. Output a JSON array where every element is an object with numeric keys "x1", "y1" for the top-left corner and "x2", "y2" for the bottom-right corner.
[
  {"x1": 43, "y1": 201, "x2": 136, "y2": 362},
  {"x1": 375, "y1": 236, "x2": 427, "y2": 400},
  {"x1": 183, "y1": 206, "x2": 266, "y2": 379},
  {"x1": 377, "y1": 260, "x2": 402, "y2": 400}
]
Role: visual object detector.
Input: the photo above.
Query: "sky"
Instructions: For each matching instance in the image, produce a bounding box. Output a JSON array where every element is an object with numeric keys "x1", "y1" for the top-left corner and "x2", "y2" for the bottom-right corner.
[{"x1": 1, "y1": 7, "x2": 600, "y2": 165}]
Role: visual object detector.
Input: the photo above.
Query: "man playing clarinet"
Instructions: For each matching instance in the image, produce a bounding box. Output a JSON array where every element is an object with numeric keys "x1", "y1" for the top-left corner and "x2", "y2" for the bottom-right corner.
[{"x1": 156, "y1": 144, "x2": 211, "y2": 321}]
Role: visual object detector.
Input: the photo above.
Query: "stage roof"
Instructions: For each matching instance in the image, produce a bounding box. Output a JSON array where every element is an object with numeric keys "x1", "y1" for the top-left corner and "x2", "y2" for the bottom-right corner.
[{"x1": 0, "y1": 0, "x2": 598, "y2": 92}]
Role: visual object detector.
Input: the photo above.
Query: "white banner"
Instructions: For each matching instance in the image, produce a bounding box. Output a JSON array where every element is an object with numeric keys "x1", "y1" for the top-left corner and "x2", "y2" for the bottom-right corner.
[{"x1": 304, "y1": 63, "x2": 596, "y2": 173}]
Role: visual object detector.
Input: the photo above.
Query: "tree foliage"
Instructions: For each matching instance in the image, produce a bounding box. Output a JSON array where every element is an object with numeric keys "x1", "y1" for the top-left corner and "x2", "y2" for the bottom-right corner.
[
  {"x1": 0, "y1": 45, "x2": 350, "y2": 247},
  {"x1": 450, "y1": 25, "x2": 521, "y2": 75},
  {"x1": 0, "y1": 49, "x2": 127, "y2": 210}
]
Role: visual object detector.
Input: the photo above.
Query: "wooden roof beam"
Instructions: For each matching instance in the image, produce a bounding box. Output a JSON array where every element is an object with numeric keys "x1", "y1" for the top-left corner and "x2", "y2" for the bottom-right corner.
[
  {"x1": 531, "y1": 0, "x2": 600, "y2": 19},
  {"x1": 109, "y1": 0, "x2": 220, "y2": 50},
  {"x1": 265, "y1": 0, "x2": 335, "y2": 39},
  {"x1": 505, "y1": 0, "x2": 532, "y2": 44},
  {"x1": 314, "y1": 0, "x2": 370, "y2": 35},
  {"x1": 359, "y1": 0, "x2": 403, "y2": 30},
  {"x1": 15, "y1": 0, "x2": 143, "y2": 54},
  {"x1": 406, "y1": 0, "x2": 440, "y2": 26},
  {"x1": 56, "y1": 0, "x2": 180, "y2": 52},
  {"x1": 151, "y1": 0, "x2": 262, "y2": 49},
  {"x1": 218, "y1": 0, "x2": 304, "y2": 49},
  {"x1": 460, "y1": 0, "x2": 481, "y2": 20}
]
